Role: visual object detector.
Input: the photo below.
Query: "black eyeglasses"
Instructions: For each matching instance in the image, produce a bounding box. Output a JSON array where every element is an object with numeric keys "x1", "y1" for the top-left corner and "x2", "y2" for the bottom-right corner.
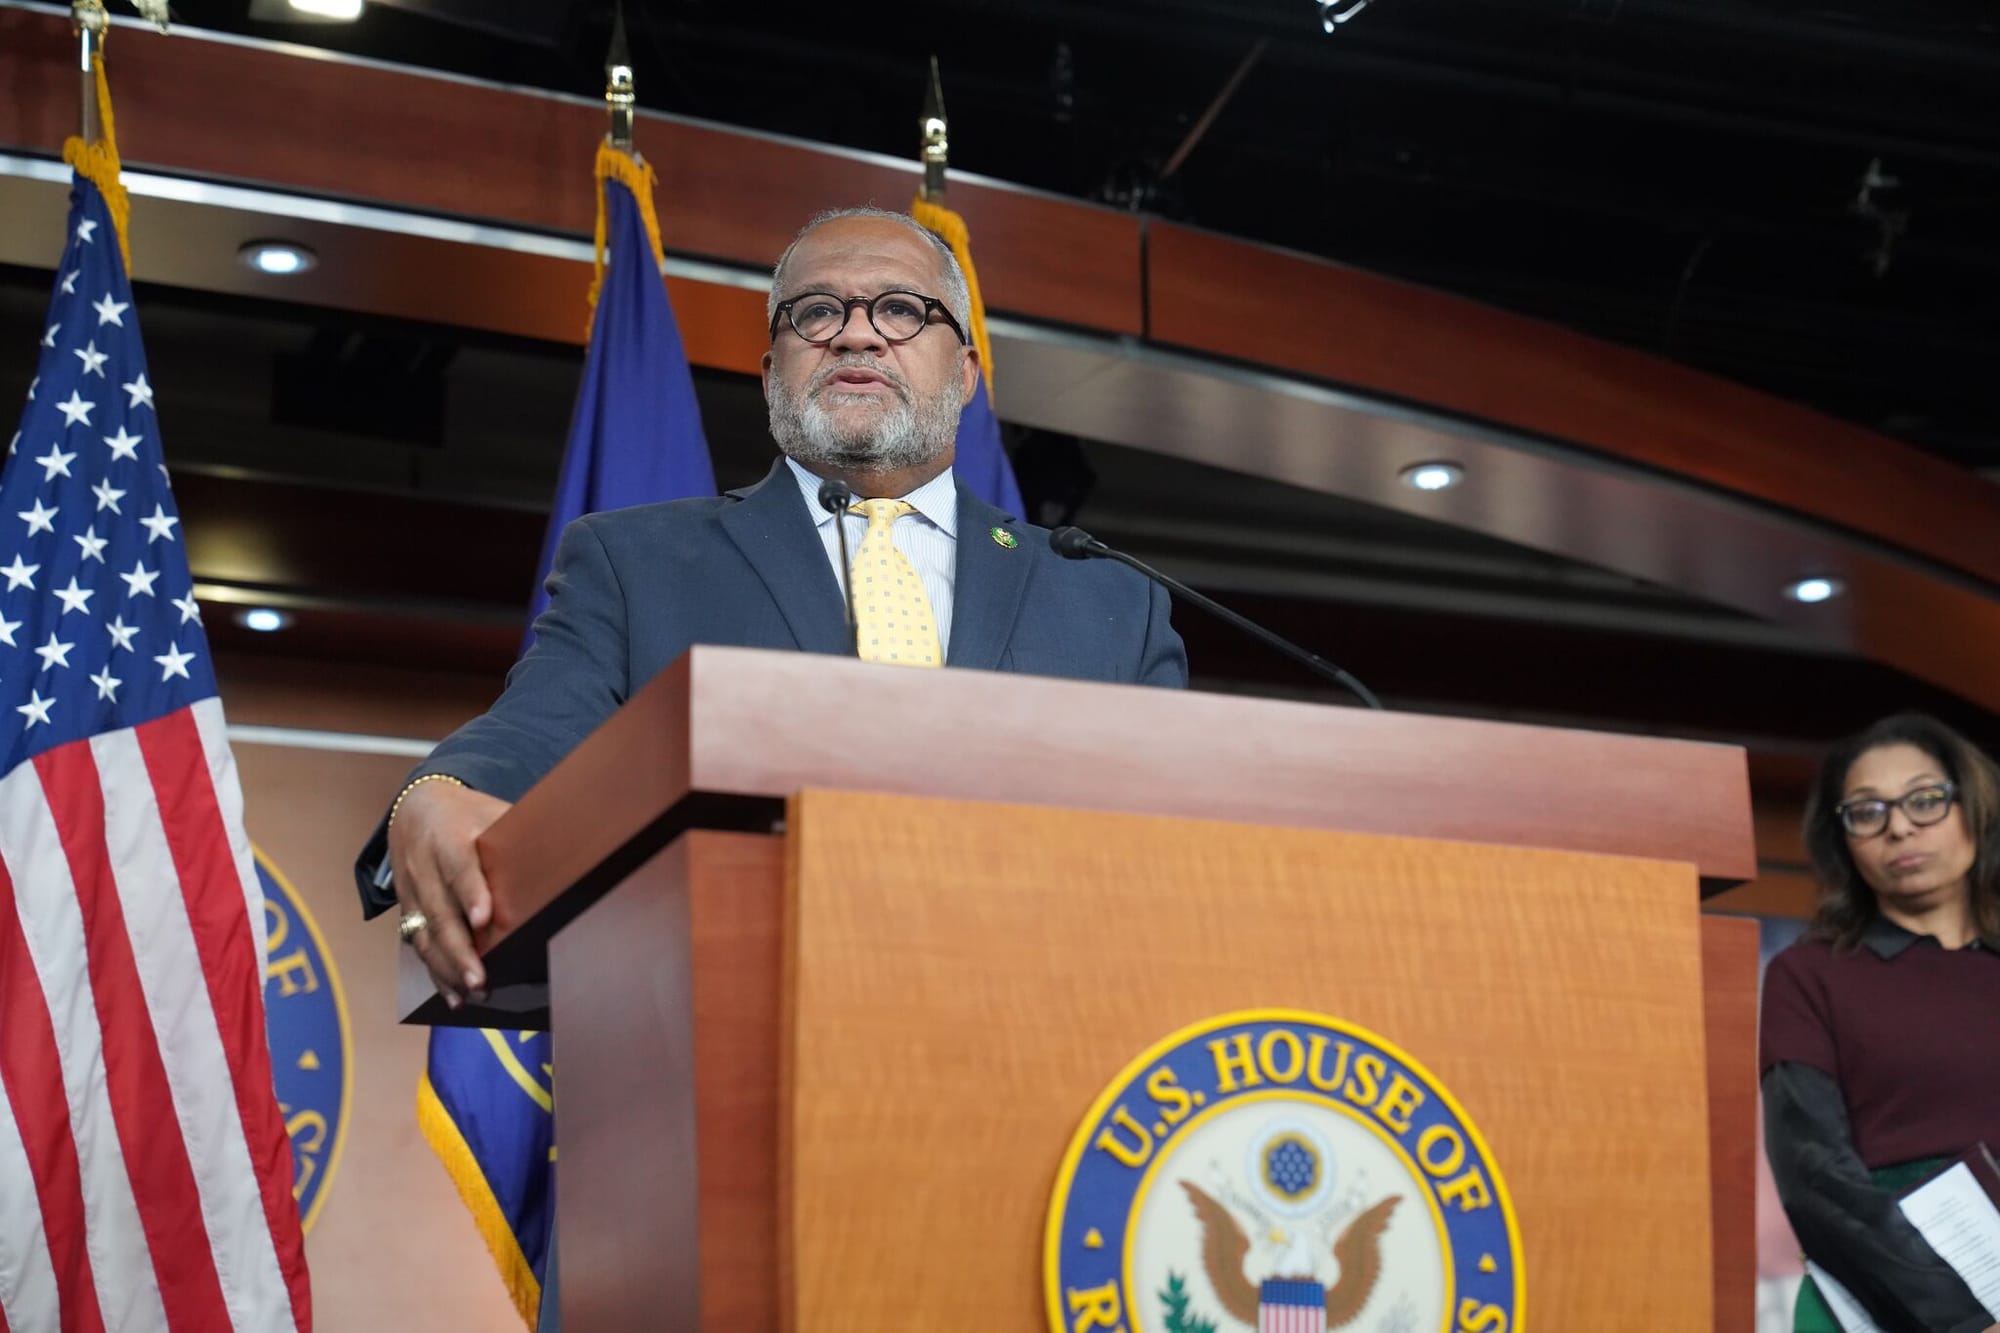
[
  {"x1": 768, "y1": 291, "x2": 967, "y2": 347},
  {"x1": 1836, "y1": 782, "x2": 1958, "y2": 838}
]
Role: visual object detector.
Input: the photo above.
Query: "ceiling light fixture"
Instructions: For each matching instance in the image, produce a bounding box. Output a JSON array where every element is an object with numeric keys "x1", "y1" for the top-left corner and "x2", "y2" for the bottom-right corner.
[
  {"x1": 238, "y1": 241, "x2": 318, "y2": 276},
  {"x1": 287, "y1": 0, "x2": 364, "y2": 19},
  {"x1": 236, "y1": 607, "x2": 294, "y2": 633},
  {"x1": 1784, "y1": 577, "x2": 1845, "y2": 605},
  {"x1": 1398, "y1": 461, "x2": 1463, "y2": 493},
  {"x1": 1317, "y1": 0, "x2": 1376, "y2": 33}
]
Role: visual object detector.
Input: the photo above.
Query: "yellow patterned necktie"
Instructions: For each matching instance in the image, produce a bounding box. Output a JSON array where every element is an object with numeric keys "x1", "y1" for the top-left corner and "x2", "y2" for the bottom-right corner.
[{"x1": 848, "y1": 497, "x2": 942, "y2": 668}]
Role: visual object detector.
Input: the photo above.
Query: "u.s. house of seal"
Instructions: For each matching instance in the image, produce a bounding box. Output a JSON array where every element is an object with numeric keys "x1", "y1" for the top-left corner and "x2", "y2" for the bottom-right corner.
[{"x1": 1046, "y1": 1009, "x2": 1523, "y2": 1333}]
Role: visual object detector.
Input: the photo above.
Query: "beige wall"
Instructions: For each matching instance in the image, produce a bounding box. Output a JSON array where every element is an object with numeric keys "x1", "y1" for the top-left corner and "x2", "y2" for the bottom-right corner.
[{"x1": 218, "y1": 652, "x2": 526, "y2": 1332}]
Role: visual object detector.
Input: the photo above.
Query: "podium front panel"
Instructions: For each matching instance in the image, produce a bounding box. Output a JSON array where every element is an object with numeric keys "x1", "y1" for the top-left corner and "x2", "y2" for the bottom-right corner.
[{"x1": 782, "y1": 789, "x2": 1714, "y2": 1332}]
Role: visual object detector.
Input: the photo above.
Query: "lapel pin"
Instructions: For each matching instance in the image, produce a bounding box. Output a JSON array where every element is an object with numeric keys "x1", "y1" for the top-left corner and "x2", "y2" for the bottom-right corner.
[{"x1": 990, "y1": 526, "x2": 1018, "y2": 549}]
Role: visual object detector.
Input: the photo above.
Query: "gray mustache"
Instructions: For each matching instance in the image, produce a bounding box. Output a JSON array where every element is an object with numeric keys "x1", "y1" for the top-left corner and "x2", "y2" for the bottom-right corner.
[{"x1": 811, "y1": 357, "x2": 910, "y2": 397}]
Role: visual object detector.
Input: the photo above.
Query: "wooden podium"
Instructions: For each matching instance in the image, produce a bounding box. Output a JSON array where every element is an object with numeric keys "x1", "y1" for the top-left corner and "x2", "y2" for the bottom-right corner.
[{"x1": 406, "y1": 646, "x2": 1760, "y2": 1332}]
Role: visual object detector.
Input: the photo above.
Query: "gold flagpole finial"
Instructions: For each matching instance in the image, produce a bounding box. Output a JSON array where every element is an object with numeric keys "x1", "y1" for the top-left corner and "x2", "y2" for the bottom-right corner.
[
  {"x1": 919, "y1": 55, "x2": 948, "y2": 202},
  {"x1": 605, "y1": 2, "x2": 635, "y2": 151}
]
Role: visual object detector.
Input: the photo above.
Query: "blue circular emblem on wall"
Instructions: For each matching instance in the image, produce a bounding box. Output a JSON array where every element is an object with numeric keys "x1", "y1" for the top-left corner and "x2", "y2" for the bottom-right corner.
[
  {"x1": 257, "y1": 848, "x2": 353, "y2": 1234},
  {"x1": 1045, "y1": 1009, "x2": 1523, "y2": 1333}
]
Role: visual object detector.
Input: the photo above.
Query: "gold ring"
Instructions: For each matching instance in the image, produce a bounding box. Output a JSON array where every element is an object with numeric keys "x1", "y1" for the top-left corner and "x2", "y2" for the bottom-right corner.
[{"x1": 397, "y1": 911, "x2": 428, "y2": 943}]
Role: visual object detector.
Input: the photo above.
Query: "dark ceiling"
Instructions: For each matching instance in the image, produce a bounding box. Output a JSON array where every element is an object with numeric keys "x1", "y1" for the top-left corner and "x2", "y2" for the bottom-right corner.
[{"x1": 187, "y1": 0, "x2": 2000, "y2": 474}]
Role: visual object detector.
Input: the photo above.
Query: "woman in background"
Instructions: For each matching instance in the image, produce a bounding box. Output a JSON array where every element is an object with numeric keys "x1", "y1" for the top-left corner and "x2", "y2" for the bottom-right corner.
[{"x1": 1763, "y1": 713, "x2": 2000, "y2": 1333}]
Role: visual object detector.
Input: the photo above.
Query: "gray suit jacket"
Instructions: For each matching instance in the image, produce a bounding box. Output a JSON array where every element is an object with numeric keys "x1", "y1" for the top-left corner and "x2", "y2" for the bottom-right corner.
[{"x1": 355, "y1": 458, "x2": 1186, "y2": 914}]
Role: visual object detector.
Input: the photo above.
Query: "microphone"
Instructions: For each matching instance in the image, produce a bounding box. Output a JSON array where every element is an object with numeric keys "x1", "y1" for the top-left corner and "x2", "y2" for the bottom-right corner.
[
  {"x1": 817, "y1": 479, "x2": 860, "y2": 656},
  {"x1": 1049, "y1": 525, "x2": 1384, "y2": 710}
]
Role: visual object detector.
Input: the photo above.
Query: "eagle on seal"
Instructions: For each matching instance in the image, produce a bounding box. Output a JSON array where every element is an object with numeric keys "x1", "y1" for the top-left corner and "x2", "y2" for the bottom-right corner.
[{"x1": 1179, "y1": 1180, "x2": 1401, "y2": 1329}]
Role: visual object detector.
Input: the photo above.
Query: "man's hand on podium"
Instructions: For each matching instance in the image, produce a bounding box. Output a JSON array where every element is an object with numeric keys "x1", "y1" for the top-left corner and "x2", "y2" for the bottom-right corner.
[{"x1": 388, "y1": 778, "x2": 512, "y2": 1007}]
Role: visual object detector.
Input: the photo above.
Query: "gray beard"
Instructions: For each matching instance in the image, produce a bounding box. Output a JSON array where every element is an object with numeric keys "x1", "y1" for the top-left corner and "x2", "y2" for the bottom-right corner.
[{"x1": 769, "y1": 359, "x2": 962, "y2": 475}]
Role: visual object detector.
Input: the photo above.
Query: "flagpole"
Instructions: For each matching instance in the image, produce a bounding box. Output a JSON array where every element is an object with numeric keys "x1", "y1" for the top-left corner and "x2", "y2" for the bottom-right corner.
[
  {"x1": 605, "y1": 1, "x2": 634, "y2": 151},
  {"x1": 919, "y1": 54, "x2": 948, "y2": 201},
  {"x1": 72, "y1": 0, "x2": 106, "y2": 146},
  {"x1": 908, "y1": 59, "x2": 1024, "y2": 515}
]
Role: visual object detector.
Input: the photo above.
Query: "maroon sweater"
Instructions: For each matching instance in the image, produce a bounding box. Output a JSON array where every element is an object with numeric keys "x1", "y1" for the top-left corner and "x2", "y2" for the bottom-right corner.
[{"x1": 1761, "y1": 921, "x2": 2000, "y2": 1170}]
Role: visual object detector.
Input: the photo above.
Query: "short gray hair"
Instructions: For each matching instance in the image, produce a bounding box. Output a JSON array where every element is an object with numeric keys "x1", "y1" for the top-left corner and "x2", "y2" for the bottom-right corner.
[{"x1": 767, "y1": 206, "x2": 972, "y2": 338}]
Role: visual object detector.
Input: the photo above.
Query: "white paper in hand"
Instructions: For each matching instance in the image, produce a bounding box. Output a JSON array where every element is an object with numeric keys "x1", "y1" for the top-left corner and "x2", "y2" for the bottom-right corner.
[
  {"x1": 1898, "y1": 1162, "x2": 2000, "y2": 1319},
  {"x1": 1806, "y1": 1161, "x2": 2000, "y2": 1333}
]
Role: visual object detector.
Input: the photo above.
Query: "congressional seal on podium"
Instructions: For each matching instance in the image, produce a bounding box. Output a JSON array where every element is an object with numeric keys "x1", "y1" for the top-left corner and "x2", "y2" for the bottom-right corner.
[
  {"x1": 1045, "y1": 1010, "x2": 1522, "y2": 1333},
  {"x1": 257, "y1": 848, "x2": 352, "y2": 1234}
]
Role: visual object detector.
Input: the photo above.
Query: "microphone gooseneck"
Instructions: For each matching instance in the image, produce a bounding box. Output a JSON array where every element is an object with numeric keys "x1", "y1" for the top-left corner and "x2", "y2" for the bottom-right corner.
[
  {"x1": 1048, "y1": 525, "x2": 1384, "y2": 710},
  {"x1": 818, "y1": 479, "x2": 860, "y2": 657}
]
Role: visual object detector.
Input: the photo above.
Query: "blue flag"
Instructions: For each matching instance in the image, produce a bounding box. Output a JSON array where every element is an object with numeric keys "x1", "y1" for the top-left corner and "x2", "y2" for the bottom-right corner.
[
  {"x1": 911, "y1": 196, "x2": 1025, "y2": 514},
  {"x1": 524, "y1": 153, "x2": 714, "y2": 637},
  {"x1": 954, "y1": 375, "x2": 1021, "y2": 516},
  {"x1": 416, "y1": 142, "x2": 715, "y2": 1330}
]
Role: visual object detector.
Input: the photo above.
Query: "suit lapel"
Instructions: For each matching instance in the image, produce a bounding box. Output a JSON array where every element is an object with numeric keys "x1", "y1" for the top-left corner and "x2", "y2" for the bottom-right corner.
[
  {"x1": 947, "y1": 482, "x2": 1031, "y2": 670},
  {"x1": 718, "y1": 458, "x2": 853, "y2": 655}
]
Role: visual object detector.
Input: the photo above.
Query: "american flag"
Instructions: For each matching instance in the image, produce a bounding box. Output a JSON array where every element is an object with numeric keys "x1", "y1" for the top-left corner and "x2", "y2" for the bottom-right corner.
[
  {"x1": 1259, "y1": 1278, "x2": 1327, "y2": 1333},
  {"x1": 0, "y1": 171, "x2": 311, "y2": 1329}
]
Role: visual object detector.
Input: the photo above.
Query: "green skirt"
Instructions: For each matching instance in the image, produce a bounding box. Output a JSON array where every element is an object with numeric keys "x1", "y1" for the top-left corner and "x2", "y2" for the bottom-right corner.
[{"x1": 1794, "y1": 1156, "x2": 1948, "y2": 1333}]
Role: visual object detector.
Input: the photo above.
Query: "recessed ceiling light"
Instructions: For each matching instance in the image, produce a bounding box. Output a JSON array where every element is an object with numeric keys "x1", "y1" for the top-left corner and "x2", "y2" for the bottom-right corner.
[
  {"x1": 1398, "y1": 461, "x2": 1463, "y2": 492},
  {"x1": 236, "y1": 607, "x2": 294, "y2": 633},
  {"x1": 238, "y1": 241, "x2": 318, "y2": 276},
  {"x1": 1784, "y1": 577, "x2": 1845, "y2": 604},
  {"x1": 288, "y1": 0, "x2": 364, "y2": 18}
]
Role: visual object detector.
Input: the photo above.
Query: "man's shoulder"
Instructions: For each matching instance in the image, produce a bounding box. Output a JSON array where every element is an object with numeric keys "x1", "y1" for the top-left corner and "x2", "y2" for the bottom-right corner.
[
  {"x1": 578, "y1": 493, "x2": 739, "y2": 528},
  {"x1": 567, "y1": 493, "x2": 744, "y2": 547},
  {"x1": 1006, "y1": 519, "x2": 1152, "y2": 596}
]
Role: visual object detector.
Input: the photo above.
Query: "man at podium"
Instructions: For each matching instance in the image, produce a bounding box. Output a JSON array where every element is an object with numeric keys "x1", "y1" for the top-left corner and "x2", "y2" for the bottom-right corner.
[{"x1": 356, "y1": 208, "x2": 1186, "y2": 1005}]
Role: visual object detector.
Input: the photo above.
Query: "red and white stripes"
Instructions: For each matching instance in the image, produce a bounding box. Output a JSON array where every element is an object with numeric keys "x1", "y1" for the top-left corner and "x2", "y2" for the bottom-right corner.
[{"x1": 0, "y1": 699, "x2": 309, "y2": 1332}]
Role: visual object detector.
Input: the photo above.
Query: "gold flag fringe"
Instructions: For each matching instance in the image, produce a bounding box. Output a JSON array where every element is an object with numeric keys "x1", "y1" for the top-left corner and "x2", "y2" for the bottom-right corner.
[
  {"x1": 587, "y1": 140, "x2": 668, "y2": 335},
  {"x1": 911, "y1": 194, "x2": 996, "y2": 399},
  {"x1": 416, "y1": 1074, "x2": 543, "y2": 1328}
]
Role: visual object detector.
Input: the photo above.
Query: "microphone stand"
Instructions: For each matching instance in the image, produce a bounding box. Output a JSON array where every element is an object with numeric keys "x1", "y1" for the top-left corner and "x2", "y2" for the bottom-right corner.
[
  {"x1": 1050, "y1": 526, "x2": 1384, "y2": 710},
  {"x1": 818, "y1": 479, "x2": 860, "y2": 657}
]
